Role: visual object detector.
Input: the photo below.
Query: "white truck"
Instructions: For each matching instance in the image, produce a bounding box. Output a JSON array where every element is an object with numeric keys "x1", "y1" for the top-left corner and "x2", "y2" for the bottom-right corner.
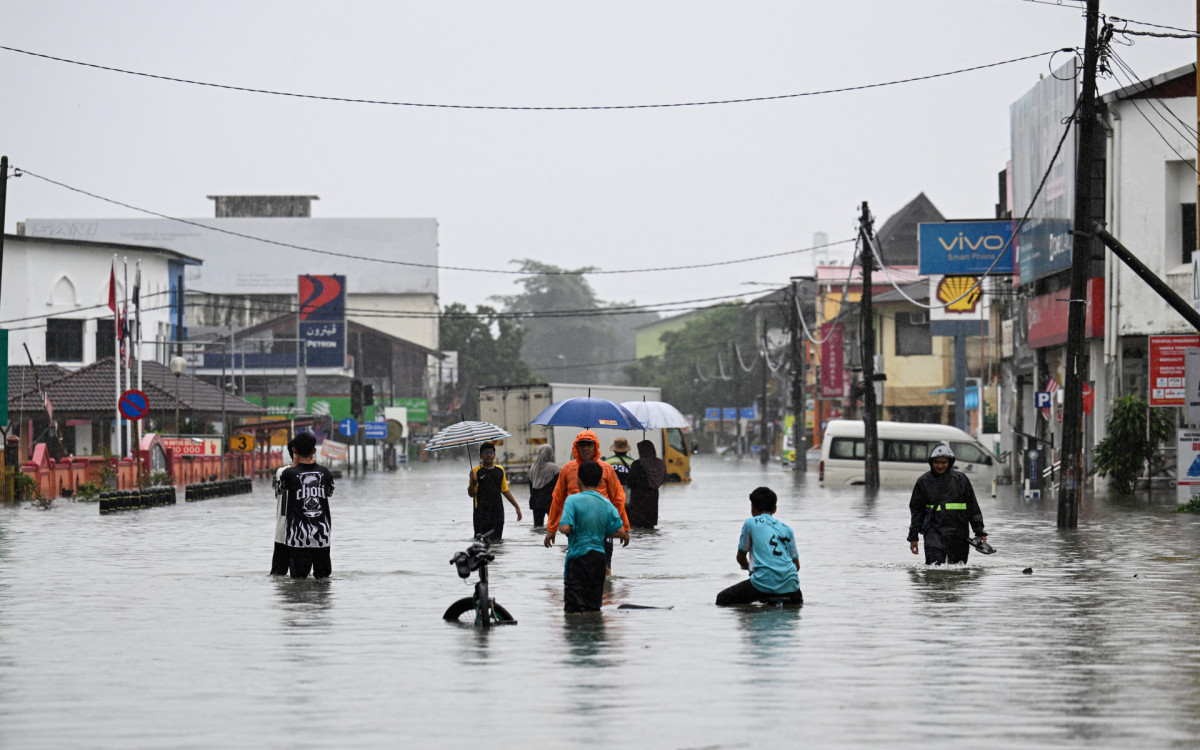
[{"x1": 477, "y1": 383, "x2": 692, "y2": 484}]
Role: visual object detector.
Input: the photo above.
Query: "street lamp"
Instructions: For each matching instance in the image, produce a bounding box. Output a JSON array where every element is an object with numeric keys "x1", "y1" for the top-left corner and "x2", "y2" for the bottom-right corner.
[{"x1": 169, "y1": 356, "x2": 187, "y2": 435}]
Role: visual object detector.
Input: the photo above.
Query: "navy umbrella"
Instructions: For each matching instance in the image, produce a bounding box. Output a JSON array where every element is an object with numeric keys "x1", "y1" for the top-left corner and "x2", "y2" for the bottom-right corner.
[{"x1": 529, "y1": 397, "x2": 645, "y2": 431}]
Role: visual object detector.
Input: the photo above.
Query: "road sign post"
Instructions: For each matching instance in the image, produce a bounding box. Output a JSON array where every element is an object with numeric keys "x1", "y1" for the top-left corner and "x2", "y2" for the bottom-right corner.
[{"x1": 338, "y1": 418, "x2": 358, "y2": 438}]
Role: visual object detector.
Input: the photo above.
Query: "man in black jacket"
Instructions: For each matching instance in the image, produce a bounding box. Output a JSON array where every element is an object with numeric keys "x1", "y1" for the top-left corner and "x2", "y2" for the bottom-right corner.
[{"x1": 907, "y1": 444, "x2": 987, "y2": 565}]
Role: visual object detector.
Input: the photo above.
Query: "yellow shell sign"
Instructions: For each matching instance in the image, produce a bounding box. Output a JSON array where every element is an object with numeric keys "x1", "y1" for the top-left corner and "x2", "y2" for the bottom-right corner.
[{"x1": 936, "y1": 276, "x2": 982, "y2": 313}]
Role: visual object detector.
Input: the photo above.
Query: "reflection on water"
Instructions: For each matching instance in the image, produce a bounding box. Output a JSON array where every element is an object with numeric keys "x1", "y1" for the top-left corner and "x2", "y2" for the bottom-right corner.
[
  {"x1": 274, "y1": 577, "x2": 334, "y2": 628},
  {"x1": 0, "y1": 457, "x2": 1198, "y2": 748},
  {"x1": 906, "y1": 566, "x2": 984, "y2": 605}
]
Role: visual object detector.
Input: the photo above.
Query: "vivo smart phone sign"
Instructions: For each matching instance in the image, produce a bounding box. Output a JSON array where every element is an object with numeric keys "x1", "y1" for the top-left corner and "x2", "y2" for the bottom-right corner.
[
  {"x1": 299, "y1": 275, "x2": 346, "y2": 368},
  {"x1": 918, "y1": 221, "x2": 1015, "y2": 276}
]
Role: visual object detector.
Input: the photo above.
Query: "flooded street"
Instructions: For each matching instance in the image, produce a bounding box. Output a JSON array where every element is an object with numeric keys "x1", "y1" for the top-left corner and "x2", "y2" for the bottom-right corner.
[{"x1": 1, "y1": 454, "x2": 1198, "y2": 749}]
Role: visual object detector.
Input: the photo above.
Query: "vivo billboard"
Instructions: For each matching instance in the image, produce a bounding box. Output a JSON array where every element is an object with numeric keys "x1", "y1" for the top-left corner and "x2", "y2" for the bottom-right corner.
[{"x1": 918, "y1": 221, "x2": 1015, "y2": 276}]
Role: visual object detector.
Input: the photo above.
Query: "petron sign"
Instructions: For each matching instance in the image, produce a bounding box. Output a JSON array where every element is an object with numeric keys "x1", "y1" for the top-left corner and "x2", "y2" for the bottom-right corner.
[
  {"x1": 918, "y1": 221, "x2": 1015, "y2": 276},
  {"x1": 298, "y1": 275, "x2": 346, "y2": 368}
]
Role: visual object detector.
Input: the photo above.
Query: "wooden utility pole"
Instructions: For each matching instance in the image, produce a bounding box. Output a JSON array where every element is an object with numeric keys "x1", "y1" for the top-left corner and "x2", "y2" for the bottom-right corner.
[
  {"x1": 790, "y1": 279, "x2": 807, "y2": 474},
  {"x1": 858, "y1": 203, "x2": 880, "y2": 491},
  {"x1": 1058, "y1": 0, "x2": 1102, "y2": 529}
]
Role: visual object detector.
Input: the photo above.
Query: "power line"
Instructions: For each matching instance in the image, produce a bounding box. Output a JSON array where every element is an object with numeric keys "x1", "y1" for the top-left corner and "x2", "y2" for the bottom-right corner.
[
  {"x1": 1109, "y1": 16, "x2": 1197, "y2": 35},
  {"x1": 0, "y1": 45, "x2": 1064, "y2": 111},
  {"x1": 14, "y1": 166, "x2": 851, "y2": 276},
  {"x1": 1107, "y1": 53, "x2": 1200, "y2": 174}
]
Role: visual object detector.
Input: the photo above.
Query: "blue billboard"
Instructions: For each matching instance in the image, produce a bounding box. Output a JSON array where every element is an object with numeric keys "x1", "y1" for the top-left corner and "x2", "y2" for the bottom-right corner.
[
  {"x1": 919, "y1": 221, "x2": 1015, "y2": 276},
  {"x1": 299, "y1": 275, "x2": 346, "y2": 369}
]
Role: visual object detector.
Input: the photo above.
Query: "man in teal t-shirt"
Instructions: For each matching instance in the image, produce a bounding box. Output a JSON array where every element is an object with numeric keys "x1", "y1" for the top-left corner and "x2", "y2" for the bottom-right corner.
[
  {"x1": 715, "y1": 486, "x2": 803, "y2": 606},
  {"x1": 559, "y1": 461, "x2": 629, "y2": 613}
]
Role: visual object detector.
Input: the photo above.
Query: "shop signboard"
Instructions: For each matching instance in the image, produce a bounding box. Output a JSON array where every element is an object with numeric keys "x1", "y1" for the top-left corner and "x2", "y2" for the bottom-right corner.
[{"x1": 1149, "y1": 335, "x2": 1200, "y2": 407}]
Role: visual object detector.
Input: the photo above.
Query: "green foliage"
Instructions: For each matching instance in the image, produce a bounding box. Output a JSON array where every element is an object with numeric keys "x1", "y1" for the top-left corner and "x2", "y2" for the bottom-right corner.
[
  {"x1": 438, "y1": 303, "x2": 537, "y2": 420},
  {"x1": 13, "y1": 471, "x2": 37, "y2": 501},
  {"x1": 1093, "y1": 394, "x2": 1174, "y2": 495},
  {"x1": 149, "y1": 471, "x2": 174, "y2": 486},
  {"x1": 1177, "y1": 496, "x2": 1200, "y2": 514},
  {"x1": 492, "y1": 260, "x2": 653, "y2": 384},
  {"x1": 74, "y1": 481, "x2": 103, "y2": 501},
  {"x1": 624, "y1": 303, "x2": 768, "y2": 417}
]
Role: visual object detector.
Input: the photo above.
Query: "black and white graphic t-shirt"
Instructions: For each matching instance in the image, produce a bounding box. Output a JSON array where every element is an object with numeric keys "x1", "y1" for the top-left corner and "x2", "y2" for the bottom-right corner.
[{"x1": 282, "y1": 464, "x2": 335, "y2": 548}]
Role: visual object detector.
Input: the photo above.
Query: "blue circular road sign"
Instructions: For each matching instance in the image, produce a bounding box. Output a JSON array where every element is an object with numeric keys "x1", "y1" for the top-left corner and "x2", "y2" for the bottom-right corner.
[
  {"x1": 339, "y1": 418, "x2": 359, "y2": 437},
  {"x1": 119, "y1": 389, "x2": 150, "y2": 421}
]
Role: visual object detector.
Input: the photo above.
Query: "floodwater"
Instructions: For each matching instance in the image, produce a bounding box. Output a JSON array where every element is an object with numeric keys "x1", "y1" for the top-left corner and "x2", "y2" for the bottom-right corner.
[{"x1": 1, "y1": 455, "x2": 1198, "y2": 749}]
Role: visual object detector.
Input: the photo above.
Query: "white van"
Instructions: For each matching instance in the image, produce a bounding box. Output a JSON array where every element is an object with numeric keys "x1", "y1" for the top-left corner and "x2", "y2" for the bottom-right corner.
[{"x1": 818, "y1": 420, "x2": 996, "y2": 488}]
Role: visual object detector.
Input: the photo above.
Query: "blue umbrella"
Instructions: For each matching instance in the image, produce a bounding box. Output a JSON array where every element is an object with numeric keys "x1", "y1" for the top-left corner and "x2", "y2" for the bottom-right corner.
[{"x1": 530, "y1": 397, "x2": 646, "y2": 431}]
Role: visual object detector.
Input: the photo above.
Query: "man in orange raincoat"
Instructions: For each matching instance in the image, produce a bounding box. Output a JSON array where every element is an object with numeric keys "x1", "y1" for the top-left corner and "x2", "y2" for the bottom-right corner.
[{"x1": 543, "y1": 430, "x2": 630, "y2": 575}]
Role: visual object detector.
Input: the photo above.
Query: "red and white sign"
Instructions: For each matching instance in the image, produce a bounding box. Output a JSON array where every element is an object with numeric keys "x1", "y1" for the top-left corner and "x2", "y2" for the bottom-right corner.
[
  {"x1": 160, "y1": 436, "x2": 223, "y2": 456},
  {"x1": 319, "y1": 439, "x2": 348, "y2": 463},
  {"x1": 1149, "y1": 335, "x2": 1200, "y2": 406},
  {"x1": 819, "y1": 323, "x2": 845, "y2": 399}
]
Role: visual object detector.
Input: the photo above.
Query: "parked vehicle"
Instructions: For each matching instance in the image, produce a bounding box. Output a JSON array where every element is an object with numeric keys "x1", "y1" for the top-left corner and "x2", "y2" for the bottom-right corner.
[
  {"x1": 818, "y1": 420, "x2": 996, "y2": 487},
  {"x1": 477, "y1": 383, "x2": 692, "y2": 484}
]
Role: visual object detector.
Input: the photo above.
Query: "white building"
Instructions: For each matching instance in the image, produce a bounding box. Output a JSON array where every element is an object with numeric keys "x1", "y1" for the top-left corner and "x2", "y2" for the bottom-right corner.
[
  {"x1": 1, "y1": 234, "x2": 197, "y2": 368},
  {"x1": 1098, "y1": 63, "x2": 1198, "y2": 442},
  {"x1": 22, "y1": 196, "x2": 440, "y2": 352}
]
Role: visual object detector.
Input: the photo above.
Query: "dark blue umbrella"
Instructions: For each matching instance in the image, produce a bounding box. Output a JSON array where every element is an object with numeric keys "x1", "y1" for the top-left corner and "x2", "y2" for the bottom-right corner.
[{"x1": 530, "y1": 397, "x2": 646, "y2": 431}]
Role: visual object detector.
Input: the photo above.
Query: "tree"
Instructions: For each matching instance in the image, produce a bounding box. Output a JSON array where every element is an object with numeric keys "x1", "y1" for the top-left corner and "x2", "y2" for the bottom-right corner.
[
  {"x1": 623, "y1": 303, "x2": 767, "y2": 419},
  {"x1": 1093, "y1": 394, "x2": 1174, "y2": 494},
  {"x1": 438, "y1": 303, "x2": 536, "y2": 419},
  {"x1": 492, "y1": 259, "x2": 647, "y2": 384}
]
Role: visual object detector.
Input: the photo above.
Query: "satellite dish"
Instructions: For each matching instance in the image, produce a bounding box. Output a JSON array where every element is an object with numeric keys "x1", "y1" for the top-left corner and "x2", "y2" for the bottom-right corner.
[{"x1": 386, "y1": 419, "x2": 406, "y2": 442}]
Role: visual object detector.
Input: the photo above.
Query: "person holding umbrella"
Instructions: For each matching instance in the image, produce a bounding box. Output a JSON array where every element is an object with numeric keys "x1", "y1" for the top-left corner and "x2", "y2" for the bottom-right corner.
[
  {"x1": 468, "y1": 442, "x2": 523, "y2": 540},
  {"x1": 544, "y1": 430, "x2": 630, "y2": 576}
]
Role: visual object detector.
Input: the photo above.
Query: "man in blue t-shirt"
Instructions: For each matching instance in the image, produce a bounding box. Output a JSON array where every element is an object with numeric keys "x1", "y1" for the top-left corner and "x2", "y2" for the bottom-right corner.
[
  {"x1": 559, "y1": 460, "x2": 629, "y2": 613},
  {"x1": 715, "y1": 486, "x2": 803, "y2": 606}
]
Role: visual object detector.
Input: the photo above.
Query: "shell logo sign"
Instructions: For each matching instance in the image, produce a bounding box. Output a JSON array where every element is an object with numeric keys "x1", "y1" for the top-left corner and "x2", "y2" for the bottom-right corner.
[{"x1": 935, "y1": 276, "x2": 982, "y2": 314}]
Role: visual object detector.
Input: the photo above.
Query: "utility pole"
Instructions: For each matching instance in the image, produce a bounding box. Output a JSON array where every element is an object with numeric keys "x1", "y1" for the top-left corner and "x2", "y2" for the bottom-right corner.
[
  {"x1": 0, "y1": 156, "x2": 8, "y2": 308},
  {"x1": 858, "y1": 203, "x2": 880, "y2": 492},
  {"x1": 789, "y1": 280, "x2": 803, "y2": 473},
  {"x1": 1058, "y1": 0, "x2": 1102, "y2": 529}
]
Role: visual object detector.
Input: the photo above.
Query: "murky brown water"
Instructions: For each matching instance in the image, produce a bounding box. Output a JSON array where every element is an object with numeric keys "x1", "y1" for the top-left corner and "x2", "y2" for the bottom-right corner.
[{"x1": 0, "y1": 455, "x2": 1197, "y2": 748}]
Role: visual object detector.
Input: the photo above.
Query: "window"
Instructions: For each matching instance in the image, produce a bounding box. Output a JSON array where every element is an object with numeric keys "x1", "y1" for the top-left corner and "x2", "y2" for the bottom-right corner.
[
  {"x1": 96, "y1": 318, "x2": 115, "y2": 360},
  {"x1": 1182, "y1": 203, "x2": 1196, "y2": 265},
  {"x1": 883, "y1": 439, "x2": 939, "y2": 463},
  {"x1": 950, "y1": 441, "x2": 991, "y2": 465},
  {"x1": 46, "y1": 318, "x2": 84, "y2": 362},
  {"x1": 829, "y1": 437, "x2": 864, "y2": 460},
  {"x1": 894, "y1": 312, "x2": 932, "y2": 356}
]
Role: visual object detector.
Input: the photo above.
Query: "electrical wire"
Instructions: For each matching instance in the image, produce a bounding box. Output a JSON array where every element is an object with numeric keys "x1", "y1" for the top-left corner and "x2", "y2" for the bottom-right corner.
[
  {"x1": 866, "y1": 93, "x2": 1082, "y2": 310},
  {"x1": 0, "y1": 45, "x2": 1064, "y2": 111},
  {"x1": 1107, "y1": 52, "x2": 1200, "y2": 172},
  {"x1": 1108, "y1": 16, "x2": 1197, "y2": 35},
  {"x1": 14, "y1": 166, "x2": 852, "y2": 277}
]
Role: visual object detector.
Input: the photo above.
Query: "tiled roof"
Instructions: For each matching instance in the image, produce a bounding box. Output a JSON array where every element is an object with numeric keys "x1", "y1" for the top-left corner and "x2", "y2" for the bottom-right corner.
[
  {"x1": 8, "y1": 357, "x2": 264, "y2": 416},
  {"x1": 7, "y1": 365, "x2": 70, "y2": 402}
]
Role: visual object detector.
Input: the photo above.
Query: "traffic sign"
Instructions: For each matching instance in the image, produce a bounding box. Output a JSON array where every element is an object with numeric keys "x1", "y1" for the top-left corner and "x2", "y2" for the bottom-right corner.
[
  {"x1": 339, "y1": 418, "x2": 358, "y2": 437},
  {"x1": 1034, "y1": 391, "x2": 1051, "y2": 409},
  {"x1": 119, "y1": 389, "x2": 150, "y2": 421},
  {"x1": 363, "y1": 421, "x2": 388, "y2": 439},
  {"x1": 230, "y1": 434, "x2": 256, "y2": 452}
]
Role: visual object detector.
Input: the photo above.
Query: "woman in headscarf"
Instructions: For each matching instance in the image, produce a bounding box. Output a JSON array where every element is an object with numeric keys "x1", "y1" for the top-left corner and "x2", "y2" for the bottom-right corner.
[
  {"x1": 527, "y1": 443, "x2": 559, "y2": 529},
  {"x1": 627, "y1": 439, "x2": 668, "y2": 528}
]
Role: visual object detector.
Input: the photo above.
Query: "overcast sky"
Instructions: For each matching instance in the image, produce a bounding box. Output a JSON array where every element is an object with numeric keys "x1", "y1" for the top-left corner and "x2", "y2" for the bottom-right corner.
[{"x1": 3, "y1": 1, "x2": 1195, "y2": 315}]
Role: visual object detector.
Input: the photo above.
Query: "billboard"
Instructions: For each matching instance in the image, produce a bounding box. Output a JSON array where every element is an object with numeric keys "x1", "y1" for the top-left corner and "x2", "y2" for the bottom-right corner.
[
  {"x1": 819, "y1": 323, "x2": 845, "y2": 399},
  {"x1": 299, "y1": 275, "x2": 345, "y2": 368},
  {"x1": 1010, "y1": 59, "x2": 1077, "y2": 286},
  {"x1": 1149, "y1": 335, "x2": 1200, "y2": 407},
  {"x1": 918, "y1": 221, "x2": 1015, "y2": 276}
]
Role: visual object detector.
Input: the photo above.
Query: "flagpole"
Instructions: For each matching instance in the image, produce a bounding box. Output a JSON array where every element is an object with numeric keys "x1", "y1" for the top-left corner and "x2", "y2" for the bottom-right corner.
[
  {"x1": 111, "y1": 256, "x2": 121, "y2": 460},
  {"x1": 134, "y1": 260, "x2": 143, "y2": 481},
  {"x1": 124, "y1": 257, "x2": 132, "y2": 459}
]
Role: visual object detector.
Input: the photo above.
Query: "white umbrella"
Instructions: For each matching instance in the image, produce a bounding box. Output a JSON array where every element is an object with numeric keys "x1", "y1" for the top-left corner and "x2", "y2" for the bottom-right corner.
[
  {"x1": 620, "y1": 400, "x2": 689, "y2": 430},
  {"x1": 424, "y1": 420, "x2": 511, "y2": 452}
]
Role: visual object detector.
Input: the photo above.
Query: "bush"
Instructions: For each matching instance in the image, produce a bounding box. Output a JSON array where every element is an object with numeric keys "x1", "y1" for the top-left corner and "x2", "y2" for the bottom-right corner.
[
  {"x1": 1093, "y1": 394, "x2": 1174, "y2": 495},
  {"x1": 13, "y1": 471, "x2": 37, "y2": 501},
  {"x1": 1177, "y1": 496, "x2": 1200, "y2": 514},
  {"x1": 74, "y1": 481, "x2": 103, "y2": 501}
]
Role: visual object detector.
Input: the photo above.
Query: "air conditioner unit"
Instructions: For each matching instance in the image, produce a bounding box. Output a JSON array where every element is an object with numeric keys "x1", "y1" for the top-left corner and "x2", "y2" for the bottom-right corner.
[{"x1": 908, "y1": 311, "x2": 928, "y2": 325}]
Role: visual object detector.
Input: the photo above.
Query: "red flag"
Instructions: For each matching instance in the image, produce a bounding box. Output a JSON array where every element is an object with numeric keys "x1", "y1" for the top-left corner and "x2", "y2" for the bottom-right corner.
[{"x1": 1082, "y1": 382, "x2": 1095, "y2": 416}]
